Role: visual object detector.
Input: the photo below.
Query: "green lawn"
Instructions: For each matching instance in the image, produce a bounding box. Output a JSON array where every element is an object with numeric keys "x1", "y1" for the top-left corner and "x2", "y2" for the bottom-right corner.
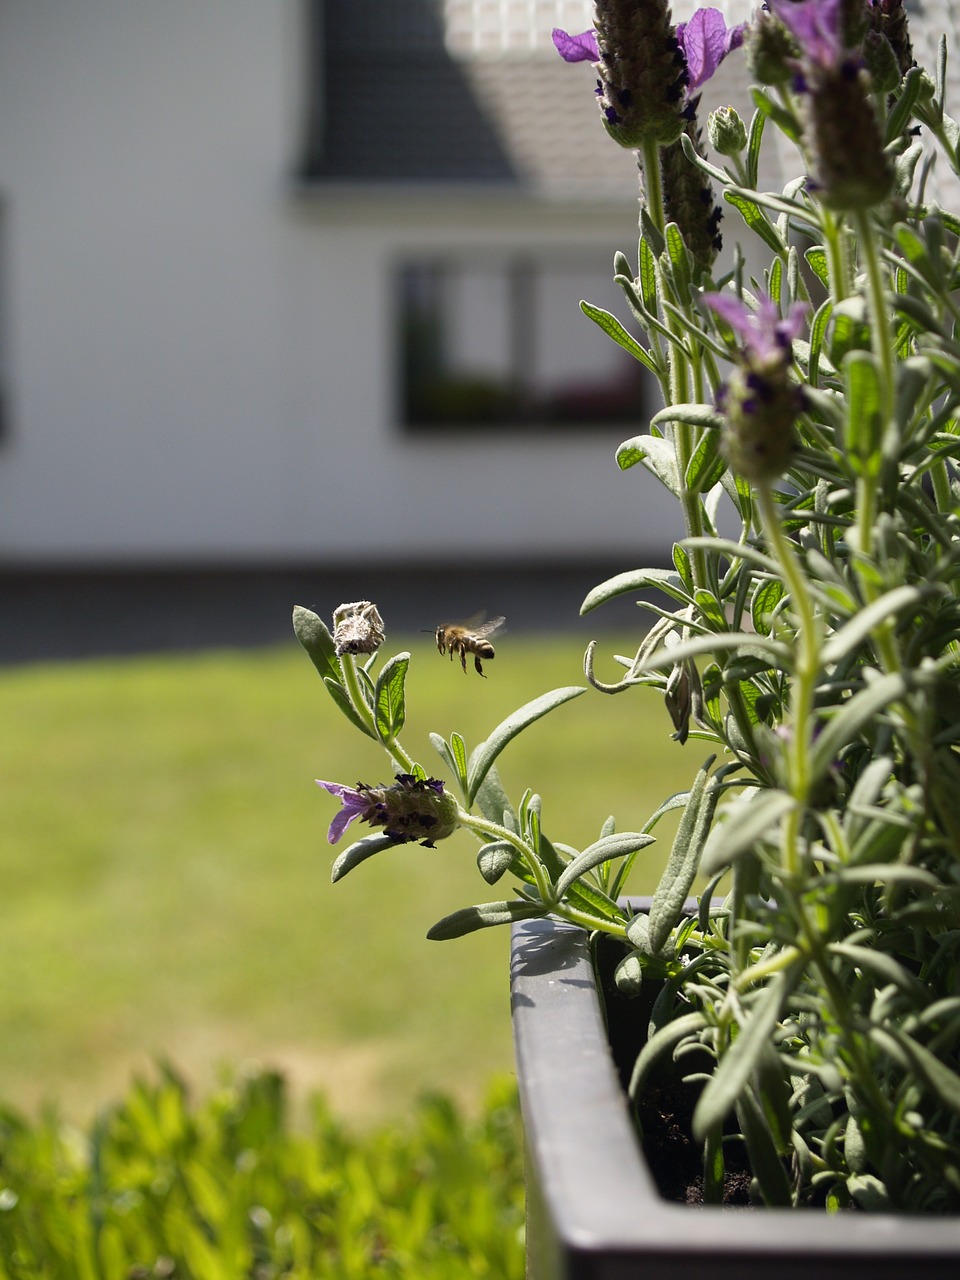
[{"x1": 0, "y1": 630, "x2": 693, "y2": 1126}]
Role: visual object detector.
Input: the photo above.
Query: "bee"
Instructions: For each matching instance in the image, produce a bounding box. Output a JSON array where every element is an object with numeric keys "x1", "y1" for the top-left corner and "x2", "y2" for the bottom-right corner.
[{"x1": 432, "y1": 614, "x2": 506, "y2": 677}]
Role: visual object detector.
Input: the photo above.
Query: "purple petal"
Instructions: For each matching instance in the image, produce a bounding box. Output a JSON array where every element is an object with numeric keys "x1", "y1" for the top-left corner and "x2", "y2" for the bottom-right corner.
[
  {"x1": 704, "y1": 292, "x2": 808, "y2": 363},
  {"x1": 678, "y1": 9, "x2": 728, "y2": 90},
  {"x1": 316, "y1": 779, "x2": 369, "y2": 844},
  {"x1": 552, "y1": 27, "x2": 599, "y2": 63},
  {"x1": 768, "y1": 0, "x2": 843, "y2": 68}
]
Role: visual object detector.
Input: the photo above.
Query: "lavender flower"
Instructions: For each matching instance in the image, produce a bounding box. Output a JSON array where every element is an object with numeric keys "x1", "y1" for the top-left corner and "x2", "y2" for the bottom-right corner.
[{"x1": 317, "y1": 774, "x2": 459, "y2": 847}]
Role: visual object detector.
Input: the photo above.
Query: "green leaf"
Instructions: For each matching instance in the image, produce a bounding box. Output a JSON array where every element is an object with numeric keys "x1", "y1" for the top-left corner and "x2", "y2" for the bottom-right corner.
[
  {"x1": 635, "y1": 630, "x2": 792, "y2": 674},
  {"x1": 580, "y1": 301, "x2": 659, "y2": 375},
  {"x1": 555, "y1": 832, "x2": 656, "y2": 899},
  {"x1": 886, "y1": 65, "x2": 926, "y2": 143},
  {"x1": 374, "y1": 652, "x2": 410, "y2": 743},
  {"x1": 638, "y1": 234, "x2": 658, "y2": 313},
  {"x1": 331, "y1": 833, "x2": 397, "y2": 883},
  {"x1": 684, "y1": 429, "x2": 725, "y2": 494},
  {"x1": 843, "y1": 351, "x2": 883, "y2": 474},
  {"x1": 871, "y1": 1026, "x2": 960, "y2": 1116},
  {"x1": 466, "y1": 687, "x2": 586, "y2": 804},
  {"x1": 724, "y1": 189, "x2": 787, "y2": 255},
  {"x1": 293, "y1": 605, "x2": 341, "y2": 685},
  {"x1": 663, "y1": 221, "x2": 693, "y2": 301},
  {"x1": 751, "y1": 86, "x2": 802, "y2": 143},
  {"x1": 804, "y1": 247, "x2": 829, "y2": 287},
  {"x1": 426, "y1": 899, "x2": 544, "y2": 940},
  {"x1": 807, "y1": 299, "x2": 833, "y2": 386},
  {"x1": 746, "y1": 104, "x2": 766, "y2": 188},
  {"x1": 429, "y1": 730, "x2": 469, "y2": 795},
  {"x1": 752, "y1": 579, "x2": 785, "y2": 636}
]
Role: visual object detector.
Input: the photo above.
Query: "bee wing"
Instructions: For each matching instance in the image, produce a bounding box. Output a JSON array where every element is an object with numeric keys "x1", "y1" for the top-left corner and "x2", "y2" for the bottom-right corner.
[{"x1": 471, "y1": 615, "x2": 506, "y2": 639}]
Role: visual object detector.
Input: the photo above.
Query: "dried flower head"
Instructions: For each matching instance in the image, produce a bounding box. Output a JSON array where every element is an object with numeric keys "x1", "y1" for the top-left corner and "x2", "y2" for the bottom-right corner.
[{"x1": 332, "y1": 601, "x2": 385, "y2": 657}]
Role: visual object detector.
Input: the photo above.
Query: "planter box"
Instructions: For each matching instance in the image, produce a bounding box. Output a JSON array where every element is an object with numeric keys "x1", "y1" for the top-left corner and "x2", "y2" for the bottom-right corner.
[{"x1": 511, "y1": 912, "x2": 960, "y2": 1280}]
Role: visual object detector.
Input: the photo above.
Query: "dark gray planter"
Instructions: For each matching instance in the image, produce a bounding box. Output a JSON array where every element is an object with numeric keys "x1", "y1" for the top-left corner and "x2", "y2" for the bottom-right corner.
[{"x1": 511, "y1": 913, "x2": 960, "y2": 1280}]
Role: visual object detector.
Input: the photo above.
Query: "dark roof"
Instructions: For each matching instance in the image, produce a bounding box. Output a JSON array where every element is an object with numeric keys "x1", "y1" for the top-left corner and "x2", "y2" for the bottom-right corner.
[{"x1": 298, "y1": 0, "x2": 640, "y2": 200}]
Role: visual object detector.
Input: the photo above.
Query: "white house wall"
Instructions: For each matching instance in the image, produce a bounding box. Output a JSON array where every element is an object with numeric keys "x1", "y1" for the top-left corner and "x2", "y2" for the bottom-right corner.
[
  {"x1": 0, "y1": 0, "x2": 690, "y2": 568},
  {"x1": 0, "y1": 0, "x2": 691, "y2": 570}
]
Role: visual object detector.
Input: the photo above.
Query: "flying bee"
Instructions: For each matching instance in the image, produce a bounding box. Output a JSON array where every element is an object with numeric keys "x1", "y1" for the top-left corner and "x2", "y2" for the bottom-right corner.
[{"x1": 431, "y1": 614, "x2": 506, "y2": 677}]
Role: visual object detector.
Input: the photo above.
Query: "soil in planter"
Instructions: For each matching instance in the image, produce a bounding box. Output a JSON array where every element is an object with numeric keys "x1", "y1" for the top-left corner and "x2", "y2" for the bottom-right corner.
[{"x1": 594, "y1": 934, "x2": 754, "y2": 1207}]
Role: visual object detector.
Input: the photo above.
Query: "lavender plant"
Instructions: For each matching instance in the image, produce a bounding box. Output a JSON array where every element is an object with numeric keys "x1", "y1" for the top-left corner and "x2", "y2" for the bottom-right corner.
[{"x1": 296, "y1": 0, "x2": 960, "y2": 1213}]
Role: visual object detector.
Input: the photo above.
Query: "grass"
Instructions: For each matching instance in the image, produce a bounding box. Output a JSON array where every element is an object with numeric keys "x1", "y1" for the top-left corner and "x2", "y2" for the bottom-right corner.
[{"x1": 0, "y1": 631, "x2": 693, "y2": 1126}]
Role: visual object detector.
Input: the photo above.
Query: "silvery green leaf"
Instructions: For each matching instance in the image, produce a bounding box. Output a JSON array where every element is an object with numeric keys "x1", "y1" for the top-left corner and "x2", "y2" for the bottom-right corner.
[
  {"x1": 472, "y1": 761, "x2": 515, "y2": 828},
  {"x1": 634, "y1": 630, "x2": 792, "y2": 674},
  {"x1": 650, "y1": 403, "x2": 725, "y2": 431},
  {"x1": 870, "y1": 1025, "x2": 960, "y2": 1116},
  {"x1": 477, "y1": 842, "x2": 517, "y2": 885},
  {"x1": 811, "y1": 671, "x2": 907, "y2": 778},
  {"x1": 426, "y1": 899, "x2": 545, "y2": 940},
  {"x1": 555, "y1": 832, "x2": 656, "y2": 899},
  {"x1": 331, "y1": 833, "x2": 397, "y2": 882},
  {"x1": 324, "y1": 677, "x2": 377, "y2": 739},
  {"x1": 580, "y1": 567, "x2": 690, "y2": 614},
  {"x1": 579, "y1": 301, "x2": 659, "y2": 375},
  {"x1": 647, "y1": 757, "x2": 718, "y2": 954},
  {"x1": 693, "y1": 965, "x2": 798, "y2": 1141},
  {"x1": 616, "y1": 433, "x2": 681, "y2": 492},
  {"x1": 701, "y1": 789, "x2": 796, "y2": 875},
  {"x1": 466, "y1": 687, "x2": 585, "y2": 804},
  {"x1": 820, "y1": 583, "x2": 923, "y2": 666},
  {"x1": 293, "y1": 605, "x2": 341, "y2": 685}
]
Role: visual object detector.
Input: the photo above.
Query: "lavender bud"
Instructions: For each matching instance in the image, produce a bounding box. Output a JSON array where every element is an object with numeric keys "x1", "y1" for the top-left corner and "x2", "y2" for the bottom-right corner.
[
  {"x1": 708, "y1": 105, "x2": 748, "y2": 156},
  {"x1": 862, "y1": 30, "x2": 902, "y2": 94},
  {"x1": 867, "y1": 0, "x2": 915, "y2": 79},
  {"x1": 745, "y1": 9, "x2": 799, "y2": 86}
]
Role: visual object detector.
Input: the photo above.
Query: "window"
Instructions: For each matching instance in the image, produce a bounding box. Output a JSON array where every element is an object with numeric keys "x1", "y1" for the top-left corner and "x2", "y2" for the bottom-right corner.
[{"x1": 397, "y1": 252, "x2": 650, "y2": 431}]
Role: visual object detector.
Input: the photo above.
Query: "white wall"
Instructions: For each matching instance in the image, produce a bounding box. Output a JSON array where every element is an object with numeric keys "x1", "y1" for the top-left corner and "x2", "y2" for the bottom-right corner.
[{"x1": 0, "y1": 0, "x2": 712, "y2": 568}]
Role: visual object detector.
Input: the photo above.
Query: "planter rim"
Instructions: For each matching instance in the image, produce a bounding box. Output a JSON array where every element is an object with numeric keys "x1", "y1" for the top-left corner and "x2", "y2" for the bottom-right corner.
[{"x1": 511, "y1": 911, "x2": 960, "y2": 1264}]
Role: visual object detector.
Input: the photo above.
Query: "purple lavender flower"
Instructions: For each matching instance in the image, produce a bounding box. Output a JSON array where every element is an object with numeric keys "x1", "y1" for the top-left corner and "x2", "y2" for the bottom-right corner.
[
  {"x1": 317, "y1": 774, "x2": 459, "y2": 847},
  {"x1": 768, "y1": 0, "x2": 844, "y2": 69},
  {"x1": 676, "y1": 8, "x2": 747, "y2": 90},
  {"x1": 703, "y1": 291, "x2": 809, "y2": 366},
  {"x1": 553, "y1": 8, "x2": 745, "y2": 93},
  {"x1": 551, "y1": 27, "x2": 600, "y2": 62}
]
